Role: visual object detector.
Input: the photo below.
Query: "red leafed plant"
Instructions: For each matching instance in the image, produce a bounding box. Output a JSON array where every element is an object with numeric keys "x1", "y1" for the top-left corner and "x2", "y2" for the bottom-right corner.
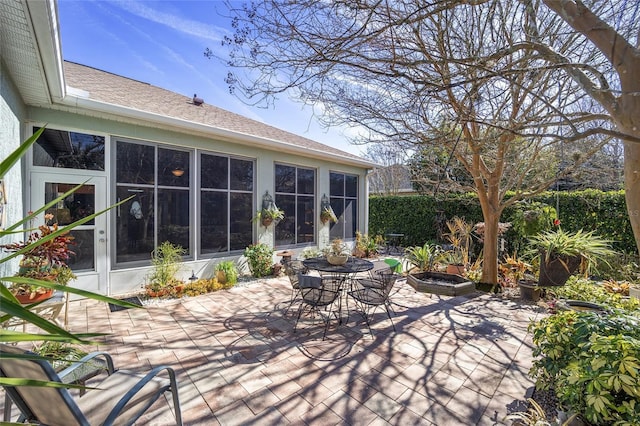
[{"x1": 1, "y1": 213, "x2": 75, "y2": 267}]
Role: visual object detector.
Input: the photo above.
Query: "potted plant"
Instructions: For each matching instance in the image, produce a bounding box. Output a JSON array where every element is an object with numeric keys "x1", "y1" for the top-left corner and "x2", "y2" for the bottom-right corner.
[
  {"x1": 325, "y1": 238, "x2": 349, "y2": 265},
  {"x1": 443, "y1": 251, "x2": 465, "y2": 275},
  {"x1": 252, "y1": 206, "x2": 285, "y2": 227},
  {"x1": 529, "y1": 228, "x2": 615, "y2": 287},
  {"x1": 215, "y1": 260, "x2": 239, "y2": 285},
  {"x1": 1, "y1": 213, "x2": 76, "y2": 303},
  {"x1": 320, "y1": 206, "x2": 338, "y2": 224}
]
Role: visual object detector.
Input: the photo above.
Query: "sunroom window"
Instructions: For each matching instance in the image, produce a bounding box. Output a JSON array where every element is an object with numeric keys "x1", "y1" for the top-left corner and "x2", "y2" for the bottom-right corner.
[
  {"x1": 329, "y1": 172, "x2": 358, "y2": 240},
  {"x1": 275, "y1": 164, "x2": 316, "y2": 246}
]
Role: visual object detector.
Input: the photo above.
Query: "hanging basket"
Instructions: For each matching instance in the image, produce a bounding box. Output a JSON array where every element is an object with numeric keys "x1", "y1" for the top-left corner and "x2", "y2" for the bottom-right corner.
[{"x1": 538, "y1": 253, "x2": 582, "y2": 287}]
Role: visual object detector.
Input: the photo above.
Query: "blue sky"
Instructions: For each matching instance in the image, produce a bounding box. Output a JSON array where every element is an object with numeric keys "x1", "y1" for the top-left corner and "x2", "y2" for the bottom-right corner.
[{"x1": 57, "y1": 0, "x2": 363, "y2": 156}]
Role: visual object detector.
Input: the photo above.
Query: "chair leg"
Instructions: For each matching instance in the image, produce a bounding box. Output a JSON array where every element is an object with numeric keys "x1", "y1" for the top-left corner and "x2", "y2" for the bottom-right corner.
[
  {"x1": 384, "y1": 304, "x2": 396, "y2": 332},
  {"x1": 284, "y1": 288, "x2": 300, "y2": 315}
]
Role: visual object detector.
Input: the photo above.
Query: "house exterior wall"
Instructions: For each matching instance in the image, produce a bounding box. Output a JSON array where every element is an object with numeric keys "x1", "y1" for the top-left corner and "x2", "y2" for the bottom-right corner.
[
  {"x1": 25, "y1": 106, "x2": 369, "y2": 295},
  {"x1": 0, "y1": 60, "x2": 28, "y2": 278}
]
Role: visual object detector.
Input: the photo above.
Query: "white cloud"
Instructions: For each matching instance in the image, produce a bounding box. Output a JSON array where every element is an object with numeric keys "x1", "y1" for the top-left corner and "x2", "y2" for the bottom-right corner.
[{"x1": 111, "y1": 0, "x2": 229, "y2": 43}]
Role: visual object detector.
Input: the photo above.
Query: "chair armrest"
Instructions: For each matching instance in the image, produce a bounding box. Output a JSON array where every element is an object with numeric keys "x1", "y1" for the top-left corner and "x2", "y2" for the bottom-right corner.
[
  {"x1": 104, "y1": 365, "x2": 181, "y2": 426},
  {"x1": 58, "y1": 351, "x2": 115, "y2": 385}
]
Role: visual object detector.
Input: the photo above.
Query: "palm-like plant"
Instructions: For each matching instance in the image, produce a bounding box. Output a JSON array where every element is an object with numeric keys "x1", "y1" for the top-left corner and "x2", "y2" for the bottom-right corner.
[{"x1": 405, "y1": 242, "x2": 442, "y2": 272}]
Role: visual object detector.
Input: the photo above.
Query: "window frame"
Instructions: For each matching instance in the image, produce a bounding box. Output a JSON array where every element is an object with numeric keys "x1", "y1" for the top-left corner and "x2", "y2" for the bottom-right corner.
[
  {"x1": 329, "y1": 171, "x2": 359, "y2": 241},
  {"x1": 198, "y1": 151, "x2": 256, "y2": 257},
  {"x1": 274, "y1": 163, "x2": 317, "y2": 248},
  {"x1": 113, "y1": 139, "x2": 193, "y2": 266}
]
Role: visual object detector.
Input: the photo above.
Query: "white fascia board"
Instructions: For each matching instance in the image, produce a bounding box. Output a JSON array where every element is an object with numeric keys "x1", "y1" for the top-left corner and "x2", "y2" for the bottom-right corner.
[
  {"x1": 26, "y1": 0, "x2": 66, "y2": 103},
  {"x1": 59, "y1": 93, "x2": 375, "y2": 169}
]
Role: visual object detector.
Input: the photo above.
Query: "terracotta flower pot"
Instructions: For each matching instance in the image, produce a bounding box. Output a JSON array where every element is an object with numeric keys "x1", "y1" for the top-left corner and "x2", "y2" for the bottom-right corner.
[
  {"x1": 446, "y1": 264, "x2": 465, "y2": 275},
  {"x1": 15, "y1": 289, "x2": 54, "y2": 304}
]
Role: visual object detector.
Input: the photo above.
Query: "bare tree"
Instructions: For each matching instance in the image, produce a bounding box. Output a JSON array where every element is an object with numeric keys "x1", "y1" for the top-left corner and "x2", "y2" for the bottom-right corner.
[
  {"x1": 364, "y1": 144, "x2": 411, "y2": 195},
  {"x1": 214, "y1": 0, "x2": 617, "y2": 283},
  {"x1": 533, "y1": 0, "x2": 640, "y2": 249}
]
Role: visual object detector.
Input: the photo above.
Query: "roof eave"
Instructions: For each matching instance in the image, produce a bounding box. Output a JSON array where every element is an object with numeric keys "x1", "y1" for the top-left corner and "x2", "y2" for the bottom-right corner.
[
  {"x1": 26, "y1": 0, "x2": 66, "y2": 103},
  {"x1": 59, "y1": 94, "x2": 375, "y2": 169}
]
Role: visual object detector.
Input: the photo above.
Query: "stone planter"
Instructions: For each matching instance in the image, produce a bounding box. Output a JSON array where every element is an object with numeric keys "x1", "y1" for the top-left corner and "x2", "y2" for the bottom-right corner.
[
  {"x1": 407, "y1": 271, "x2": 475, "y2": 296},
  {"x1": 630, "y1": 286, "x2": 640, "y2": 301}
]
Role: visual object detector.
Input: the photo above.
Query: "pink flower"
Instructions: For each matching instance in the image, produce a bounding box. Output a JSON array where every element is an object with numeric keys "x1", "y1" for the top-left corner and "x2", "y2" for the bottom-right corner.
[{"x1": 553, "y1": 219, "x2": 561, "y2": 226}]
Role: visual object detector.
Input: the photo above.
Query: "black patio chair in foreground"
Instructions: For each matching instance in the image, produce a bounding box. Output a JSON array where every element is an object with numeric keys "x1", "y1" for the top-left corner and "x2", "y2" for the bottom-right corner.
[
  {"x1": 294, "y1": 274, "x2": 342, "y2": 340},
  {"x1": 282, "y1": 259, "x2": 309, "y2": 315},
  {"x1": 0, "y1": 344, "x2": 182, "y2": 426},
  {"x1": 349, "y1": 269, "x2": 399, "y2": 336}
]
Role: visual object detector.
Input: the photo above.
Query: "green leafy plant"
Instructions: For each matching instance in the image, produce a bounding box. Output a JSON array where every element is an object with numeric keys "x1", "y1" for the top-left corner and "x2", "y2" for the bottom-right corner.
[
  {"x1": 32, "y1": 341, "x2": 88, "y2": 371},
  {"x1": 252, "y1": 206, "x2": 285, "y2": 227},
  {"x1": 529, "y1": 310, "x2": 640, "y2": 425},
  {"x1": 529, "y1": 228, "x2": 616, "y2": 277},
  {"x1": 215, "y1": 260, "x2": 238, "y2": 285},
  {"x1": 550, "y1": 277, "x2": 640, "y2": 311},
  {"x1": 145, "y1": 241, "x2": 185, "y2": 294},
  {"x1": 320, "y1": 206, "x2": 338, "y2": 224},
  {"x1": 243, "y1": 243, "x2": 274, "y2": 277},
  {"x1": 404, "y1": 242, "x2": 442, "y2": 272}
]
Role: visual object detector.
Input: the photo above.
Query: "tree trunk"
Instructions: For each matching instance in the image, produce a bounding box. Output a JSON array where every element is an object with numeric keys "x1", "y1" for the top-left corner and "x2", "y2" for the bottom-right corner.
[
  {"x1": 479, "y1": 211, "x2": 500, "y2": 285},
  {"x1": 624, "y1": 140, "x2": 640, "y2": 255}
]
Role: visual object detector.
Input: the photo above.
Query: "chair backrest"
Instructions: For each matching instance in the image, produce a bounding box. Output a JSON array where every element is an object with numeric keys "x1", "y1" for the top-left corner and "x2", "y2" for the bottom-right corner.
[
  {"x1": 0, "y1": 344, "x2": 88, "y2": 425},
  {"x1": 298, "y1": 274, "x2": 341, "y2": 307},
  {"x1": 370, "y1": 260, "x2": 392, "y2": 276},
  {"x1": 373, "y1": 269, "x2": 398, "y2": 296},
  {"x1": 284, "y1": 260, "x2": 308, "y2": 287}
]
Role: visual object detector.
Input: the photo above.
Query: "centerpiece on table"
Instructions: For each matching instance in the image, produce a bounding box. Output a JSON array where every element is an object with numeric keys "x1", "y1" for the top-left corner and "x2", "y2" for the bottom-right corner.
[
  {"x1": 325, "y1": 238, "x2": 349, "y2": 265},
  {"x1": 1, "y1": 213, "x2": 76, "y2": 303}
]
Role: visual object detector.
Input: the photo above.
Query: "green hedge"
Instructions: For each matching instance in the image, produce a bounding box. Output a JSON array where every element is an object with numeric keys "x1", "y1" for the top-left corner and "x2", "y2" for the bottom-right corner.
[{"x1": 369, "y1": 190, "x2": 637, "y2": 255}]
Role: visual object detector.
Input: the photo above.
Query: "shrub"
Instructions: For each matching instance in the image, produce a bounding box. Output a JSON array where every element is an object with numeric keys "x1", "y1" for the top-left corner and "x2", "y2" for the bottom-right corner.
[
  {"x1": 243, "y1": 243, "x2": 274, "y2": 277},
  {"x1": 183, "y1": 278, "x2": 223, "y2": 296},
  {"x1": 530, "y1": 310, "x2": 640, "y2": 425},
  {"x1": 353, "y1": 232, "x2": 383, "y2": 258}
]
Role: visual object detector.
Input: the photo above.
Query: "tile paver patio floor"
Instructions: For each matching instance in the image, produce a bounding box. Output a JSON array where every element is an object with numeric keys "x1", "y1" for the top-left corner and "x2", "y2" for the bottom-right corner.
[{"x1": 2, "y1": 276, "x2": 546, "y2": 425}]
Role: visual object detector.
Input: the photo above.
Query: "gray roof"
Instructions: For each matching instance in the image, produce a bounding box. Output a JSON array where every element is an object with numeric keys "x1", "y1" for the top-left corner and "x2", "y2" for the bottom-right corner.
[{"x1": 63, "y1": 62, "x2": 370, "y2": 166}]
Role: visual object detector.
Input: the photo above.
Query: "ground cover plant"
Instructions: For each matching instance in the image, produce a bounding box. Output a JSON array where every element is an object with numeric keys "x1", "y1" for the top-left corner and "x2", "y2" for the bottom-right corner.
[{"x1": 528, "y1": 277, "x2": 640, "y2": 425}]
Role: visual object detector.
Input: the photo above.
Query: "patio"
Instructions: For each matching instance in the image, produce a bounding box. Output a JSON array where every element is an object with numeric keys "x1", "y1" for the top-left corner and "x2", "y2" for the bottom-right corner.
[{"x1": 3, "y1": 276, "x2": 544, "y2": 425}]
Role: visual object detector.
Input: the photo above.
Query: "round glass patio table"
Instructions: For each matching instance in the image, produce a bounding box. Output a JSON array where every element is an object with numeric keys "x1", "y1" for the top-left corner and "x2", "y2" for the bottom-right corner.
[{"x1": 302, "y1": 257, "x2": 374, "y2": 274}]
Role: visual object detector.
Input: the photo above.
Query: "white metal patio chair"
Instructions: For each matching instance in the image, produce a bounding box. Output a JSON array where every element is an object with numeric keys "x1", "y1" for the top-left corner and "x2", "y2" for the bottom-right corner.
[{"x1": 0, "y1": 344, "x2": 182, "y2": 425}]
